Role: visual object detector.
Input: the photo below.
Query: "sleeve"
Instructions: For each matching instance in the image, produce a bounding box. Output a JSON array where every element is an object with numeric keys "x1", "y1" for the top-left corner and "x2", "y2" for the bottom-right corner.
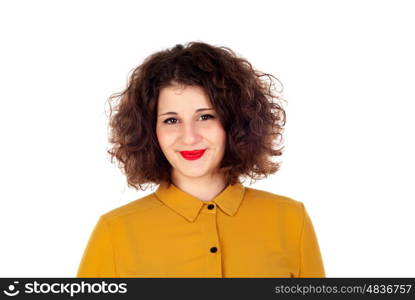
[
  {"x1": 298, "y1": 202, "x2": 326, "y2": 277},
  {"x1": 76, "y1": 215, "x2": 117, "y2": 277}
]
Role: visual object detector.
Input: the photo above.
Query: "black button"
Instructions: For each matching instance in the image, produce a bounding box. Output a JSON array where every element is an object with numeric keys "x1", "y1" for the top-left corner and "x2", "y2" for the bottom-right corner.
[
  {"x1": 207, "y1": 204, "x2": 215, "y2": 210},
  {"x1": 210, "y1": 247, "x2": 217, "y2": 253}
]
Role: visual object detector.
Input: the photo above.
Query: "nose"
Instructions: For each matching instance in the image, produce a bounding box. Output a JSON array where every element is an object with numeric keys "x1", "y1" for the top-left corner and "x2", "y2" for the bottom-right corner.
[{"x1": 181, "y1": 122, "x2": 202, "y2": 145}]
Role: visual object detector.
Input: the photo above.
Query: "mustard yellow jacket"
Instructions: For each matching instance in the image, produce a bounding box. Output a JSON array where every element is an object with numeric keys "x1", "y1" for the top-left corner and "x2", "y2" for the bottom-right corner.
[{"x1": 77, "y1": 181, "x2": 325, "y2": 277}]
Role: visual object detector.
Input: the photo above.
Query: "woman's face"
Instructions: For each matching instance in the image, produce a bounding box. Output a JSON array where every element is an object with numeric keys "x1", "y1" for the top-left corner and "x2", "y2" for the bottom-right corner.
[{"x1": 156, "y1": 84, "x2": 226, "y2": 181}]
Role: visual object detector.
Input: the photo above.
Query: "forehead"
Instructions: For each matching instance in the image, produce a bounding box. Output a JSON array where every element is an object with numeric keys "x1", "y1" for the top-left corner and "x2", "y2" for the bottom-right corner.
[{"x1": 157, "y1": 84, "x2": 212, "y2": 109}]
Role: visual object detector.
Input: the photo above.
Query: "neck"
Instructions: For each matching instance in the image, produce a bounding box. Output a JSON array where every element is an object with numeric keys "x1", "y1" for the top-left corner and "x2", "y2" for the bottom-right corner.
[{"x1": 171, "y1": 171, "x2": 227, "y2": 202}]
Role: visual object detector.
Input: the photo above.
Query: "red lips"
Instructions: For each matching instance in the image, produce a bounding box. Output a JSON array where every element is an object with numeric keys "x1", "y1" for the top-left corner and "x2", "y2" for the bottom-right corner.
[{"x1": 179, "y1": 149, "x2": 206, "y2": 160}]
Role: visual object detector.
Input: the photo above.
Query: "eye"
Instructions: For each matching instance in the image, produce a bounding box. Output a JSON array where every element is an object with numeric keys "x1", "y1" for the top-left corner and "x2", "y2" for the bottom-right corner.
[
  {"x1": 163, "y1": 117, "x2": 178, "y2": 125},
  {"x1": 200, "y1": 114, "x2": 215, "y2": 121},
  {"x1": 162, "y1": 114, "x2": 215, "y2": 125}
]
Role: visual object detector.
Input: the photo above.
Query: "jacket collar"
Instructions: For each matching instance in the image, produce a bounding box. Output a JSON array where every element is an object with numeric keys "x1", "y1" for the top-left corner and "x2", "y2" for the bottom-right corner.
[{"x1": 154, "y1": 181, "x2": 246, "y2": 223}]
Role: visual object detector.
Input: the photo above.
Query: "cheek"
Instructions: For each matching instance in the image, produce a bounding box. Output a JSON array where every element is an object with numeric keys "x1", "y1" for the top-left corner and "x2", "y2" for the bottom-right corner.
[
  {"x1": 156, "y1": 127, "x2": 166, "y2": 149},
  {"x1": 219, "y1": 132, "x2": 226, "y2": 150},
  {"x1": 156, "y1": 127, "x2": 176, "y2": 150},
  {"x1": 210, "y1": 126, "x2": 226, "y2": 148}
]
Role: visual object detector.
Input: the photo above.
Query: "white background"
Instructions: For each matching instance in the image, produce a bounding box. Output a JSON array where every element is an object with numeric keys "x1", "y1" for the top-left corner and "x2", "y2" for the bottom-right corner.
[{"x1": 0, "y1": 0, "x2": 414, "y2": 277}]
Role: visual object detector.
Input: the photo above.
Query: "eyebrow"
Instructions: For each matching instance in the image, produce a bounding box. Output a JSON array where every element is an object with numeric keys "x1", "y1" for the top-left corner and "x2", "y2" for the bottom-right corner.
[{"x1": 157, "y1": 108, "x2": 214, "y2": 117}]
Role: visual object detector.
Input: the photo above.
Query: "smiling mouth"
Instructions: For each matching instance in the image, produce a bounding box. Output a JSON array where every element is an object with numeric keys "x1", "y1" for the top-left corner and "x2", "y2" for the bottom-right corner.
[{"x1": 179, "y1": 149, "x2": 206, "y2": 160}]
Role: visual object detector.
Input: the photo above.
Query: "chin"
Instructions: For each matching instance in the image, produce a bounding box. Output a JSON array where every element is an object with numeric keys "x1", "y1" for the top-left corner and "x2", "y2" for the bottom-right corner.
[{"x1": 178, "y1": 166, "x2": 212, "y2": 177}]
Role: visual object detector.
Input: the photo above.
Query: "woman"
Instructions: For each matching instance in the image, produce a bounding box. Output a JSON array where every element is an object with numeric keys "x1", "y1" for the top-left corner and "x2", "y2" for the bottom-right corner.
[{"x1": 76, "y1": 42, "x2": 325, "y2": 278}]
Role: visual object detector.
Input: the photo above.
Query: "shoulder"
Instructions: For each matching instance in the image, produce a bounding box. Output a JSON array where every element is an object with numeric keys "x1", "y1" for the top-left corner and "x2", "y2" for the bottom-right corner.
[
  {"x1": 243, "y1": 185, "x2": 306, "y2": 215},
  {"x1": 98, "y1": 192, "x2": 161, "y2": 225}
]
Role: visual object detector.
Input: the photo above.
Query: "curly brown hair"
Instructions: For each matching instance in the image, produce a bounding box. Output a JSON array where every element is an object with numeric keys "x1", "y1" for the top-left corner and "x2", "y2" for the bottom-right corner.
[{"x1": 105, "y1": 41, "x2": 287, "y2": 191}]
